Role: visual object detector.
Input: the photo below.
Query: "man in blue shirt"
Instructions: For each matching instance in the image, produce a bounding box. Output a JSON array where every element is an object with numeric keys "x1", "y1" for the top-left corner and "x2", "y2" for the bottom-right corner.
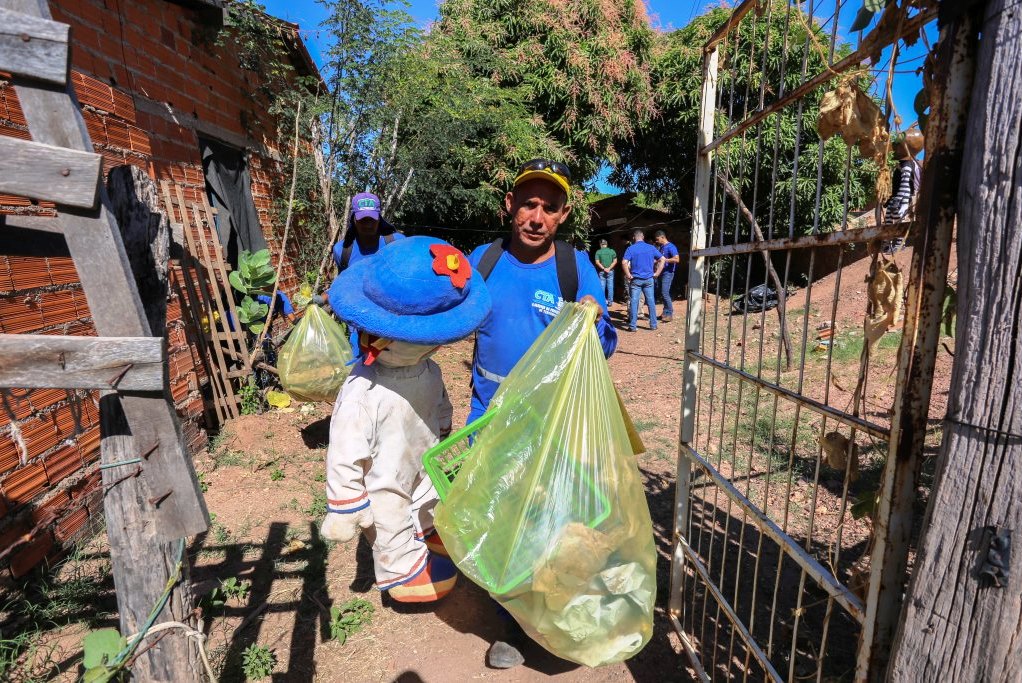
[
  {"x1": 467, "y1": 160, "x2": 617, "y2": 669},
  {"x1": 467, "y1": 160, "x2": 617, "y2": 427},
  {"x1": 654, "y1": 230, "x2": 680, "y2": 323},
  {"x1": 622, "y1": 229, "x2": 665, "y2": 332},
  {"x1": 331, "y1": 191, "x2": 405, "y2": 271}
]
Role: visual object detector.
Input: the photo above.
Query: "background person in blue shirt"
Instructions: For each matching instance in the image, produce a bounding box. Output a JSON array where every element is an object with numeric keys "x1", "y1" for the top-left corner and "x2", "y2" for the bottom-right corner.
[
  {"x1": 622, "y1": 229, "x2": 665, "y2": 332},
  {"x1": 331, "y1": 191, "x2": 405, "y2": 272},
  {"x1": 331, "y1": 192, "x2": 405, "y2": 351},
  {"x1": 654, "y1": 229, "x2": 680, "y2": 323},
  {"x1": 466, "y1": 158, "x2": 616, "y2": 668},
  {"x1": 467, "y1": 161, "x2": 617, "y2": 428}
]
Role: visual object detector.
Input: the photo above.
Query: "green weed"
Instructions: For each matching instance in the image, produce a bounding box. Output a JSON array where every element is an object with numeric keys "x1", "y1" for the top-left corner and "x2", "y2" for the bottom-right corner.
[
  {"x1": 304, "y1": 491, "x2": 327, "y2": 518},
  {"x1": 216, "y1": 449, "x2": 250, "y2": 468},
  {"x1": 330, "y1": 598, "x2": 375, "y2": 645},
  {"x1": 0, "y1": 542, "x2": 114, "y2": 679},
  {"x1": 207, "y1": 428, "x2": 231, "y2": 455},
  {"x1": 241, "y1": 644, "x2": 276, "y2": 679},
  {"x1": 240, "y1": 380, "x2": 263, "y2": 416},
  {"x1": 270, "y1": 468, "x2": 285, "y2": 482},
  {"x1": 633, "y1": 419, "x2": 660, "y2": 433}
]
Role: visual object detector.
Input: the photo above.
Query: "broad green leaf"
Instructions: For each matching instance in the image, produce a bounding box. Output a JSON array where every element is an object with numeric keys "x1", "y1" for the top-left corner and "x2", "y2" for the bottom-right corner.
[
  {"x1": 82, "y1": 628, "x2": 125, "y2": 669},
  {"x1": 250, "y1": 322, "x2": 265, "y2": 334},
  {"x1": 229, "y1": 270, "x2": 247, "y2": 294},
  {"x1": 850, "y1": 6, "x2": 874, "y2": 31},
  {"x1": 83, "y1": 666, "x2": 118, "y2": 683}
]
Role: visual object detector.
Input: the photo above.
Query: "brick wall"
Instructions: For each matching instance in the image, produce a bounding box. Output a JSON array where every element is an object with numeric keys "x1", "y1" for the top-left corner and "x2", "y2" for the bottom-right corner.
[{"x1": 0, "y1": 0, "x2": 311, "y2": 579}]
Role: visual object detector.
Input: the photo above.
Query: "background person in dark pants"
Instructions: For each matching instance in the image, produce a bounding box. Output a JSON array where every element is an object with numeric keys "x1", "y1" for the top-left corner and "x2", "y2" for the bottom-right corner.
[
  {"x1": 654, "y1": 230, "x2": 680, "y2": 322},
  {"x1": 622, "y1": 229, "x2": 664, "y2": 331}
]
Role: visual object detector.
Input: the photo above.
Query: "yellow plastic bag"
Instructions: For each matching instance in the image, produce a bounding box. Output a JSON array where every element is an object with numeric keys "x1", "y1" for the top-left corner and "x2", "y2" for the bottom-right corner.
[
  {"x1": 277, "y1": 304, "x2": 353, "y2": 402},
  {"x1": 434, "y1": 303, "x2": 655, "y2": 667}
]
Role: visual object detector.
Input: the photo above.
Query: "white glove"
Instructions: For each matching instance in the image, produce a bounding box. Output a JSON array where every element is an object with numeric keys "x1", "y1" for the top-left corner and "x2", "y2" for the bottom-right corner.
[{"x1": 320, "y1": 506, "x2": 373, "y2": 543}]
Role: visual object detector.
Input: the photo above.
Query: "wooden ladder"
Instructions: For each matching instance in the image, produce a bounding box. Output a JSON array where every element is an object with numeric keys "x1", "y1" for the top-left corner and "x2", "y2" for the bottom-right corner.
[{"x1": 0, "y1": 0, "x2": 207, "y2": 678}]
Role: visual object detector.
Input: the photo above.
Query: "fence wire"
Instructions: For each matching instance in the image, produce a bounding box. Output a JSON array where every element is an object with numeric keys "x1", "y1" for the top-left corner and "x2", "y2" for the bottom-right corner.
[{"x1": 671, "y1": 1, "x2": 941, "y2": 680}]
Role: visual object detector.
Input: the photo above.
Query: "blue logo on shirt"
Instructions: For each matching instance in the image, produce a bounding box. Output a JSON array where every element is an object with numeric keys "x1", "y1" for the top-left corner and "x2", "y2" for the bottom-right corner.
[{"x1": 533, "y1": 289, "x2": 563, "y2": 317}]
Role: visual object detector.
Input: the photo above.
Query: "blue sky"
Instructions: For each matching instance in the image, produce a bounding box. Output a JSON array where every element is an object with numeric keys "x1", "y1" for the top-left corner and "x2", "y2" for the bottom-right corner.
[{"x1": 261, "y1": 1, "x2": 929, "y2": 192}]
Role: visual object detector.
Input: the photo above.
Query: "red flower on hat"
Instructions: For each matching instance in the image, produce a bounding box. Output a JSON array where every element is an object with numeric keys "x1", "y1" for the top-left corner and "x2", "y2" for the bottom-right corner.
[{"x1": 430, "y1": 244, "x2": 471, "y2": 289}]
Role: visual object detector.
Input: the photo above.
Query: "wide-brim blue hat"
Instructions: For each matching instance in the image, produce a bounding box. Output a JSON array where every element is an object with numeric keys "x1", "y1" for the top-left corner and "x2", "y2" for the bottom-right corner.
[{"x1": 327, "y1": 236, "x2": 492, "y2": 345}]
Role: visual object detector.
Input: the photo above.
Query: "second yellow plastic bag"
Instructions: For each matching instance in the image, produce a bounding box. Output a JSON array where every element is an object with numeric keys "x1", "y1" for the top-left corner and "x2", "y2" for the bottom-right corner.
[
  {"x1": 434, "y1": 303, "x2": 656, "y2": 667},
  {"x1": 277, "y1": 304, "x2": 353, "y2": 402}
]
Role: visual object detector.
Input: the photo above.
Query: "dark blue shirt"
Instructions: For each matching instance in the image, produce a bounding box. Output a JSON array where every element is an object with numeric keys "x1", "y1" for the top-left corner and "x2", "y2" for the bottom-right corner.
[
  {"x1": 466, "y1": 245, "x2": 617, "y2": 422},
  {"x1": 623, "y1": 241, "x2": 662, "y2": 279},
  {"x1": 659, "y1": 241, "x2": 680, "y2": 274},
  {"x1": 332, "y1": 232, "x2": 406, "y2": 269}
]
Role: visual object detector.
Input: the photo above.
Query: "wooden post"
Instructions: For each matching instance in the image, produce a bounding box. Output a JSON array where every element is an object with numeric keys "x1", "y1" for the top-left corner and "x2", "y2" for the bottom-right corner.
[
  {"x1": 0, "y1": 2, "x2": 207, "y2": 679},
  {"x1": 104, "y1": 165, "x2": 200, "y2": 680},
  {"x1": 887, "y1": 2, "x2": 1021, "y2": 679}
]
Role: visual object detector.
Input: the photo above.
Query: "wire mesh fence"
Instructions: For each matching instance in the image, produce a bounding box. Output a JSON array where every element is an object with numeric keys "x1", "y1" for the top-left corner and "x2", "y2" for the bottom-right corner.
[{"x1": 671, "y1": 1, "x2": 945, "y2": 680}]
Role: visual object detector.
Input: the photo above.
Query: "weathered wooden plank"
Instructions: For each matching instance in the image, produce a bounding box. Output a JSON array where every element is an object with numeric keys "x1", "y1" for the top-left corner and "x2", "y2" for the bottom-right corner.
[
  {"x1": 0, "y1": 7, "x2": 68, "y2": 85},
  {"x1": 199, "y1": 194, "x2": 251, "y2": 369},
  {"x1": 0, "y1": 135, "x2": 100, "y2": 208},
  {"x1": 185, "y1": 197, "x2": 240, "y2": 418},
  {"x1": 1, "y1": 213, "x2": 66, "y2": 233},
  {"x1": 108, "y1": 165, "x2": 169, "y2": 338},
  {"x1": 102, "y1": 149, "x2": 202, "y2": 680},
  {"x1": 7, "y1": 2, "x2": 204, "y2": 679},
  {"x1": 888, "y1": 3, "x2": 1022, "y2": 680},
  {"x1": 0, "y1": 334, "x2": 164, "y2": 390}
]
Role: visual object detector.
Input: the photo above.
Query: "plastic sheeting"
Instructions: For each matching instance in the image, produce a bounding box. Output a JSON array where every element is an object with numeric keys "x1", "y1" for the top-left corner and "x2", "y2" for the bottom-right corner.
[
  {"x1": 434, "y1": 302, "x2": 655, "y2": 667},
  {"x1": 277, "y1": 304, "x2": 353, "y2": 402}
]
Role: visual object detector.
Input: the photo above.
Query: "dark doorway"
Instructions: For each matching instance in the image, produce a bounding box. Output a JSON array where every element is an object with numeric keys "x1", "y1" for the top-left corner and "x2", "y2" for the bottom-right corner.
[{"x1": 198, "y1": 136, "x2": 266, "y2": 268}]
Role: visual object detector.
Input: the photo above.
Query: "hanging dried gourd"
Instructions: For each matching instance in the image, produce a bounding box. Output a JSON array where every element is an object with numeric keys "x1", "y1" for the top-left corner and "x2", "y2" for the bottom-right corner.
[
  {"x1": 864, "y1": 256, "x2": 904, "y2": 350},
  {"x1": 817, "y1": 79, "x2": 890, "y2": 163}
]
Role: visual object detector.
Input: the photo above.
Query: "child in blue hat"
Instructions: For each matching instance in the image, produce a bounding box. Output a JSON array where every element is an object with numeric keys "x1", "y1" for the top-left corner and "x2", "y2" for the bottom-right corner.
[{"x1": 321, "y1": 236, "x2": 491, "y2": 602}]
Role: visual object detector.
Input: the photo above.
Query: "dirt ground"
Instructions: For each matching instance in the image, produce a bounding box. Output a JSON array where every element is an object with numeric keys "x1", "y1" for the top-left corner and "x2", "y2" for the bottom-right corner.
[
  {"x1": 180, "y1": 305, "x2": 696, "y2": 683},
  {"x1": 9, "y1": 244, "x2": 956, "y2": 682}
]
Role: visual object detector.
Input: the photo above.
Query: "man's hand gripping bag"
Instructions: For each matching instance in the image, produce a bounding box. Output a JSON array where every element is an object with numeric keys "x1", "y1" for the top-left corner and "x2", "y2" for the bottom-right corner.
[
  {"x1": 434, "y1": 303, "x2": 655, "y2": 667},
  {"x1": 278, "y1": 304, "x2": 354, "y2": 402}
]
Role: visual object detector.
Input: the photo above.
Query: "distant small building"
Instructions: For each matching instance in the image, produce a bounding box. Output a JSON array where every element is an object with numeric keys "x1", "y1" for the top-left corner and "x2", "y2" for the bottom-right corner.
[{"x1": 587, "y1": 193, "x2": 689, "y2": 301}]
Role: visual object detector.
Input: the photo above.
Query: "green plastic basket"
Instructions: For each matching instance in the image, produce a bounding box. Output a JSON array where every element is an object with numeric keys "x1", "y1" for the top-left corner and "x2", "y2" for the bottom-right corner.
[
  {"x1": 422, "y1": 411, "x2": 496, "y2": 502},
  {"x1": 422, "y1": 410, "x2": 611, "y2": 594}
]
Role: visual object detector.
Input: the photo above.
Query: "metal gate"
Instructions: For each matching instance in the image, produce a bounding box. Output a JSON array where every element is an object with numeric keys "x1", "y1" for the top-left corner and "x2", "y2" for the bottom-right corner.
[{"x1": 670, "y1": 2, "x2": 953, "y2": 680}]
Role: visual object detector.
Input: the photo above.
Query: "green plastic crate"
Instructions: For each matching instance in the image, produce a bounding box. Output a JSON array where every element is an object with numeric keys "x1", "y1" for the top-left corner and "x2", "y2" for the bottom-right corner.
[{"x1": 422, "y1": 411, "x2": 496, "y2": 502}]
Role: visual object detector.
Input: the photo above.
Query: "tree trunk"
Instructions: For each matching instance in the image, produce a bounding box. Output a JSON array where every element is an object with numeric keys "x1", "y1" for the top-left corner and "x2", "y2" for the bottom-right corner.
[
  {"x1": 887, "y1": 2, "x2": 1022, "y2": 679},
  {"x1": 104, "y1": 165, "x2": 200, "y2": 680}
]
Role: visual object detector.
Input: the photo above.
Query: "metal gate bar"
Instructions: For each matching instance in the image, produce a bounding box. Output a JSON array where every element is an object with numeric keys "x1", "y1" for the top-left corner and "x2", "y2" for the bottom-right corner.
[{"x1": 670, "y1": 2, "x2": 944, "y2": 680}]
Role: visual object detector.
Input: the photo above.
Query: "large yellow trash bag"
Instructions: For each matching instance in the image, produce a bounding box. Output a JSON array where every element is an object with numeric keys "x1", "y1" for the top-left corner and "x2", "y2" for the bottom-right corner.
[
  {"x1": 277, "y1": 304, "x2": 353, "y2": 402},
  {"x1": 434, "y1": 303, "x2": 655, "y2": 667}
]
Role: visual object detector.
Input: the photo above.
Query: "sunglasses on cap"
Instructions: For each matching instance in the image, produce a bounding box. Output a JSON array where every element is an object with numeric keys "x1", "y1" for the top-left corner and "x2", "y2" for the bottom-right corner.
[
  {"x1": 518, "y1": 159, "x2": 572, "y2": 181},
  {"x1": 513, "y1": 158, "x2": 573, "y2": 195}
]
